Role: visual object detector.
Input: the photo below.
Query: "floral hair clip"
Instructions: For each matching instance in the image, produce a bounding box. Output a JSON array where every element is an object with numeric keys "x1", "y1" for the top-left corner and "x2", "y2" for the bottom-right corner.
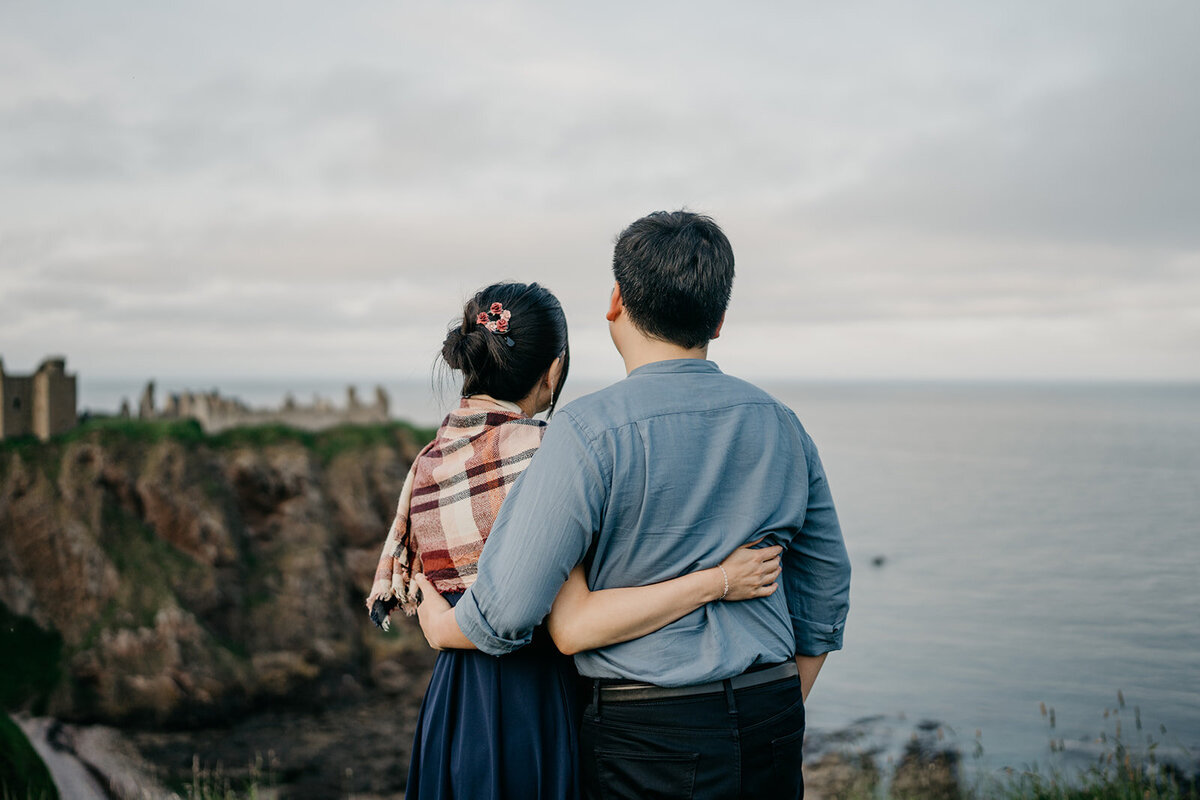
[{"x1": 476, "y1": 302, "x2": 515, "y2": 346}]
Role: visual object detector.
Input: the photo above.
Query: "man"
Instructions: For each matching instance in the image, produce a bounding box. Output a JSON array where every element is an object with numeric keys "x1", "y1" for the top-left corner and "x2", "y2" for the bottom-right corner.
[{"x1": 428, "y1": 210, "x2": 850, "y2": 798}]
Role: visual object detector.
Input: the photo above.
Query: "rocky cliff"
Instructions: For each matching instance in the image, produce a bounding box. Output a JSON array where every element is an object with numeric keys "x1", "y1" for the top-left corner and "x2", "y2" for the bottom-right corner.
[{"x1": 0, "y1": 419, "x2": 436, "y2": 730}]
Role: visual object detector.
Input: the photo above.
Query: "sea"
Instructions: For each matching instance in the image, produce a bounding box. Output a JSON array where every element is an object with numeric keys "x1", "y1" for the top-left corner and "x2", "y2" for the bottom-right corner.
[{"x1": 80, "y1": 377, "x2": 1200, "y2": 775}]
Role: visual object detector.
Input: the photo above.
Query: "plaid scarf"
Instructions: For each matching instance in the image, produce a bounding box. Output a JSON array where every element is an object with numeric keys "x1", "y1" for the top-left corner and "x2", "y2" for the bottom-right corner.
[{"x1": 367, "y1": 396, "x2": 546, "y2": 629}]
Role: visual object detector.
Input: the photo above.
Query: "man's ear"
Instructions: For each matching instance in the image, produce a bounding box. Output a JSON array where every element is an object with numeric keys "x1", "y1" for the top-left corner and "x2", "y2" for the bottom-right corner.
[
  {"x1": 710, "y1": 312, "x2": 726, "y2": 340},
  {"x1": 605, "y1": 282, "x2": 624, "y2": 323}
]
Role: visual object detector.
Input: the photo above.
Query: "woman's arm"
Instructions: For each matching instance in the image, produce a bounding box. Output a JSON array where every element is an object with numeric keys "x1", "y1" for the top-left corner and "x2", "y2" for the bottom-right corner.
[
  {"x1": 414, "y1": 541, "x2": 782, "y2": 654},
  {"x1": 412, "y1": 573, "x2": 476, "y2": 650},
  {"x1": 547, "y1": 541, "x2": 782, "y2": 655}
]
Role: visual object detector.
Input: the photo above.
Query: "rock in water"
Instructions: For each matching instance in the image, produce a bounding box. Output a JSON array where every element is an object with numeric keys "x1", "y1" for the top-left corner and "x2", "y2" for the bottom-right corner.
[{"x1": 891, "y1": 737, "x2": 963, "y2": 800}]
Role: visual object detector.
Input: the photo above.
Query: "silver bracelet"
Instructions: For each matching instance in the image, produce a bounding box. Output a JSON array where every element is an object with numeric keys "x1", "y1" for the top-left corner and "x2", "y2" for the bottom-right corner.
[{"x1": 718, "y1": 564, "x2": 729, "y2": 600}]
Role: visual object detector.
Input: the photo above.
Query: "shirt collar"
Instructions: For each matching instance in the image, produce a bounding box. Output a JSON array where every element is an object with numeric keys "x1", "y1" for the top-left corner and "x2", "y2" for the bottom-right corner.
[
  {"x1": 626, "y1": 358, "x2": 722, "y2": 378},
  {"x1": 459, "y1": 394, "x2": 527, "y2": 416}
]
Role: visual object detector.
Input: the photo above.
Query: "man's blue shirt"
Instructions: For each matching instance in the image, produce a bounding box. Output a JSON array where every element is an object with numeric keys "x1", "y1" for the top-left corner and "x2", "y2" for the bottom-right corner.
[{"x1": 454, "y1": 358, "x2": 851, "y2": 686}]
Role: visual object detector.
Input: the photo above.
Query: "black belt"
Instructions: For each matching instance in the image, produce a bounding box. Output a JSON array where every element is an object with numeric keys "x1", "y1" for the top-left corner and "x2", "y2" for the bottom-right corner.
[{"x1": 597, "y1": 661, "x2": 798, "y2": 703}]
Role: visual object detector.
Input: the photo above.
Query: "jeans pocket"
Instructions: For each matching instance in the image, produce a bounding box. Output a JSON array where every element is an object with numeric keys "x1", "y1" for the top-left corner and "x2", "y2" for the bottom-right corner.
[
  {"x1": 770, "y1": 727, "x2": 806, "y2": 799},
  {"x1": 595, "y1": 748, "x2": 699, "y2": 800}
]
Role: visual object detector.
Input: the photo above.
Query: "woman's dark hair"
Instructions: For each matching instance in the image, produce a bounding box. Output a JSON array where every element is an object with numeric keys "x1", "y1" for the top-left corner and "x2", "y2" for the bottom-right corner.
[
  {"x1": 612, "y1": 210, "x2": 734, "y2": 349},
  {"x1": 441, "y1": 282, "x2": 570, "y2": 414}
]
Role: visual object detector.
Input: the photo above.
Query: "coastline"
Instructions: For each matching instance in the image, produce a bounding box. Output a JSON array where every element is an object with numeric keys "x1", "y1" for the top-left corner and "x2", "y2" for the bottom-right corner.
[
  {"x1": 12, "y1": 706, "x2": 1199, "y2": 800},
  {"x1": 4, "y1": 407, "x2": 1198, "y2": 798},
  {"x1": 12, "y1": 709, "x2": 963, "y2": 800}
]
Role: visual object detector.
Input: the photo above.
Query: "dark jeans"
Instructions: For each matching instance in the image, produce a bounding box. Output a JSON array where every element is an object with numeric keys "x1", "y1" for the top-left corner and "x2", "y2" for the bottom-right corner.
[{"x1": 580, "y1": 673, "x2": 805, "y2": 800}]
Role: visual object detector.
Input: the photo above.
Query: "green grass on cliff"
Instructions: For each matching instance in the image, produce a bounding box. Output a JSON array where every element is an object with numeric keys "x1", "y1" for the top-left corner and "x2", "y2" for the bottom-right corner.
[
  {"x1": 86, "y1": 504, "x2": 204, "y2": 641},
  {"x1": 0, "y1": 418, "x2": 436, "y2": 466},
  {"x1": 0, "y1": 712, "x2": 59, "y2": 800},
  {"x1": 67, "y1": 417, "x2": 210, "y2": 446},
  {"x1": 0, "y1": 419, "x2": 209, "y2": 484},
  {"x1": 206, "y1": 419, "x2": 435, "y2": 463},
  {"x1": 0, "y1": 419, "x2": 436, "y2": 492}
]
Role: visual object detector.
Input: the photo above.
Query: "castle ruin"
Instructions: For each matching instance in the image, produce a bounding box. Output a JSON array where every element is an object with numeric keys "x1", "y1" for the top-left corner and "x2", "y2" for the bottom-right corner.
[
  {"x1": 0, "y1": 356, "x2": 78, "y2": 441},
  {"x1": 137, "y1": 381, "x2": 390, "y2": 433},
  {"x1": 0, "y1": 353, "x2": 391, "y2": 440}
]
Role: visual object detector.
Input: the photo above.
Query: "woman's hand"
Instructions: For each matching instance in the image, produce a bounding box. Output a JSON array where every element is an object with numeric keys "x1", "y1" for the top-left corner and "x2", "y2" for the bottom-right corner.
[
  {"x1": 545, "y1": 540, "x2": 785, "y2": 655},
  {"x1": 719, "y1": 539, "x2": 783, "y2": 601},
  {"x1": 413, "y1": 573, "x2": 453, "y2": 650}
]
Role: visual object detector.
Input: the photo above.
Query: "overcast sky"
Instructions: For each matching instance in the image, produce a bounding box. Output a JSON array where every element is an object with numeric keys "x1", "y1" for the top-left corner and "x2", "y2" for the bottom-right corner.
[{"x1": 2, "y1": 1, "x2": 1198, "y2": 392}]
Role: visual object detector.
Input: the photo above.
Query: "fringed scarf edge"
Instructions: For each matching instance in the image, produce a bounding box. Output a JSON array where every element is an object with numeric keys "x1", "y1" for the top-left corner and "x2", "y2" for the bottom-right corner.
[{"x1": 365, "y1": 443, "x2": 432, "y2": 631}]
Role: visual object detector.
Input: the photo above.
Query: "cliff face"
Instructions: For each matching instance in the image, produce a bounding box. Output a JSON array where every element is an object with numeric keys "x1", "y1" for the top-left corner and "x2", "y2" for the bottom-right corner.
[{"x1": 0, "y1": 420, "x2": 433, "y2": 727}]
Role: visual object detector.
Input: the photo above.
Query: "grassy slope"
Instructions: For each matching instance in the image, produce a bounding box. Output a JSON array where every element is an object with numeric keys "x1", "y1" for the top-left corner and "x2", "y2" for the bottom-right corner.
[
  {"x1": 0, "y1": 712, "x2": 59, "y2": 800},
  {"x1": 0, "y1": 417, "x2": 435, "y2": 459}
]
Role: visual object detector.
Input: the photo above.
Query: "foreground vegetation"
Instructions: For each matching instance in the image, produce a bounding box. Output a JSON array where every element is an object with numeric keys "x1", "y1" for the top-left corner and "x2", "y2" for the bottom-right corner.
[
  {"x1": 976, "y1": 699, "x2": 1198, "y2": 800},
  {"x1": 804, "y1": 694, "x2": 1196, "y2": 800},
  {"x1": 952, "y1": 697, "x2": 1194, "y2": 800},
  {"x1": 0, "y1": 713, "x2": 58, "y2": 800}
]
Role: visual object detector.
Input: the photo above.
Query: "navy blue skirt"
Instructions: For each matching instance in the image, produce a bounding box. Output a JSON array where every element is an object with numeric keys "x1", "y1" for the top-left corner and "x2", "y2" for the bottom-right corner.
[{"x1": 405, "y1": 593, "x2": 581, "y2": 800}]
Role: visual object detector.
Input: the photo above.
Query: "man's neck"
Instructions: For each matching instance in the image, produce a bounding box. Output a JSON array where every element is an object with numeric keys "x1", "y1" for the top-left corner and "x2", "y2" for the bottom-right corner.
[{"x1": 619, "y1": 338, "x2": 709, "y2": 375}]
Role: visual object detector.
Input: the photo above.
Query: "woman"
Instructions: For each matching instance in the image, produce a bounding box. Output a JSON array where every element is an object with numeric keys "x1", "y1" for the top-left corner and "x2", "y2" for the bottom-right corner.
[{"x1": 367, "y1": 281, "x2": 782, "y2": 800}]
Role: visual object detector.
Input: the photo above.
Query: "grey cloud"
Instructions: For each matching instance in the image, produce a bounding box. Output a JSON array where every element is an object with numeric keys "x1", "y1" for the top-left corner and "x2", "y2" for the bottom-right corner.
[
  {"x1": 727, "y1": 228, "x2": 1200, "y2": 329},
  {"x1": 0, "y1": 98, "x2": 134, "y2": 181},
  {"x1": 804, "y1": 16, "x2": 1200, "y2": 248},
  {"x1": 0, "y1": 285, "x2": 113, "y2": 318},
  {"x1": 2, "y1": 1, "x2": 1198, "y2": 381}
]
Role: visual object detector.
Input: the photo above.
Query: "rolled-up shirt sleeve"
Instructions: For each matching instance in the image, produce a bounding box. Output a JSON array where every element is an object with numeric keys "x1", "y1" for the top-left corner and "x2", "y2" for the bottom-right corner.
[
  {"x1": 783, "y1": 433, "x2": 851, "y2": 656},
  {"x1": 455, "y1": 411, "x2": 608, "y2": 656}
]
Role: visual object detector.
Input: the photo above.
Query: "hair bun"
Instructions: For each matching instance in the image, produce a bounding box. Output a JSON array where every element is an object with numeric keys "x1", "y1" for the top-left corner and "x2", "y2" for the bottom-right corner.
[
  {"x1": 442, "y1": 316, "x2": 499, "y2": 375},
  {"x1": 441, "y1": 328, "x2": 466, "y2": 370}
]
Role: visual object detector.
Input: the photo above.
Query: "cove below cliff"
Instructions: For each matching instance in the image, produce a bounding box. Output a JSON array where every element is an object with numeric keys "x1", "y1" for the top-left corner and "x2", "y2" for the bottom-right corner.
[{"x1": 11, "y1": 705, "x2": 968, "y2": 800}]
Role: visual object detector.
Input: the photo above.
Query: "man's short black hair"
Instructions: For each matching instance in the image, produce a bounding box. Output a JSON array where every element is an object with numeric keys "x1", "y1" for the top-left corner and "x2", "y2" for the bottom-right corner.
[{"x1": 612, "y1": 210, "x2": 735, "y2": 349}]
